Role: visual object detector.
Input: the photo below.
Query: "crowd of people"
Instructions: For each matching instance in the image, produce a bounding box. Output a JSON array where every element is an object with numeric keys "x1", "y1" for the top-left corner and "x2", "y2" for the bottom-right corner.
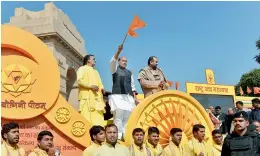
[
  {"x1": 3, "y1": 43, "x2": 260, "y2": 156},
  {"x1": 207, "y1": 98, "x2": 260, "y2": 135},
  {"x1": 3, "y1": 107, "x2": 260, "y2": 156}
]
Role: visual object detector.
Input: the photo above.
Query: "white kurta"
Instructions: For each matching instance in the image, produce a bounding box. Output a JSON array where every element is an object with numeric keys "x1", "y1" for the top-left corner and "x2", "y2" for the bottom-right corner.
[
  {"x1": 108, "y1": 56, "x2": 136, "y2": 113},
  {"x1": 109, "y1": 56, "x2": 136, "y2": 139}
]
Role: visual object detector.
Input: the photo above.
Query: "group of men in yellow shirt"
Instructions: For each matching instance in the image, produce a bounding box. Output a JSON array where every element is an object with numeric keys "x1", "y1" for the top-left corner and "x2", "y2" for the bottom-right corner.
[
  {"x1": 1, "y1": 122, "x2": 60, "y2": 156},
  {"x1": 1, "y1": 121, "x2": 224, "y2": 156},
  {"x1": 82, "y1": 125, "x2": 163, "y2": 156},
  {"x1": 82, "y1": 123, "x2": 224, "y2": 156}
]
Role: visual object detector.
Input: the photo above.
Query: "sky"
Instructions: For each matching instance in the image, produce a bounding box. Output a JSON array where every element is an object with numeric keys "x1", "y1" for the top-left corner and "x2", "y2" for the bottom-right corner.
[{"x1": 2, "y1": 1, "x2": 260, "y2": 93}]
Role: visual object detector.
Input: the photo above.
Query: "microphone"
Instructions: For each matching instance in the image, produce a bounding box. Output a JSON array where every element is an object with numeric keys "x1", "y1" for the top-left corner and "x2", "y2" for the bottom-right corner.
[{"x1": 54, "y1": 149, "x2": 60, "y2": 156}]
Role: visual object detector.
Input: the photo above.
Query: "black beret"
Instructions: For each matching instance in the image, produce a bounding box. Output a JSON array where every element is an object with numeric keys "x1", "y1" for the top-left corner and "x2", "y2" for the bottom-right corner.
[
  {"x1": 215, "y1": 106, "x2": 221, "y2": 110},
  {"x1": 233, "y1": 111, "x2": 249, "y2": 120}
]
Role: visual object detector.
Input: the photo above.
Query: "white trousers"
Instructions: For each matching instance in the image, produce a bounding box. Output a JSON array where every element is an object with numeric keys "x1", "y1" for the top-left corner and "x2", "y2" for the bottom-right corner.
[{"x1": 113, "y1": 109, "x2": 131, "y2": 140}]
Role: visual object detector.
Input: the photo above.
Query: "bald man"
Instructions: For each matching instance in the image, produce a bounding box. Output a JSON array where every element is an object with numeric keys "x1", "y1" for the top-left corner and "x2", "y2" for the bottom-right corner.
[
  {"x1": 109, "y1": 45, "x2": 138, "y2": 140},
  {"x1": 252, "y1": 121, "x2": 260, "y2": 133},
  {"x1": 138, "y1": 56, "x2": 169, "y2": 98},
  {"x1": 209, "y1": 106, "x2": 215, "y2": 114}
]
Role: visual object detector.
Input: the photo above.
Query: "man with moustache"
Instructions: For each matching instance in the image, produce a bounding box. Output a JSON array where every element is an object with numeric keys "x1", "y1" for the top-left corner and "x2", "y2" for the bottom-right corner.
[
  {"x1": 129, "y1": 128, "x2": 152, "y2": 156},
  {"x1": 109, "y1": 45, "x2": 138, "y2": 140},
  {"x1": 185, "y1": 124, "x2": 214, "y2": 156},
  {"x1": 28, "y1": 131, "x2": 61, "y2": 156},
  {"x1": 146, "y1": 127, "x2": 163, "y2": 156},
  {"x1": 221, "y1": 111, "x2": 260, "y2": 156},
  {"x1": 138, "y1": 56, "x2": 169, "y2": 98},
  {"x1": 1, "y1": 122, "x2": 25, "y2": 156},
  {"x1": 162, "y1": 128, "x2": 187, "y2": 156},
  {"x1": 82, "y1": 126, "x2": 105, "y2": 156},
  {"x1": 94, "y1": 124, "x2": 129, "y2": 156}
]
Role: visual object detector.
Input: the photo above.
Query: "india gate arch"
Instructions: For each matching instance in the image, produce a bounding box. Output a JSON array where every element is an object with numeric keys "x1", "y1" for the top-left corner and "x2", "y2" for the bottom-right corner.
[{"x1": 66, "y1": 66, "x2": 79, "y2": 110}]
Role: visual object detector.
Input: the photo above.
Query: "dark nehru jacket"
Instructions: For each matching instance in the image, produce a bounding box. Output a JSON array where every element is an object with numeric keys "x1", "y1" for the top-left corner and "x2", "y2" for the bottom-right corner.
[{"x1": 112, "y1": 66, "x2": 133, "y2": 96}]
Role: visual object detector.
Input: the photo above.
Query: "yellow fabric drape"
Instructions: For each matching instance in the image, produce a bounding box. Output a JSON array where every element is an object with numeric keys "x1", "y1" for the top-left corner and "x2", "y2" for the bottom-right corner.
[
  {"x1": 1, "y1": 141, "x2": 25, "y2": 156},
  {"x1": 82, "y1": 143, "x2": 100, "y2": 156},
  {"x1": 185, "y1": 138, "x2": 214, "y2": 156},
  {"x1": 129, "y1": 144, "x2": 149, "y2": 156},
  {"x1": 145, "y1": 141, "x2": 162, "y2": 156},
  {"x1": 162, "y1": 142, "x2": 187, "y2": 156},
  {"x1": 212, "y1": 143, "x2": 222, "y2": 156},
  {"x1": 28, "y1": 147, "x2": 48, "y2": 156}
]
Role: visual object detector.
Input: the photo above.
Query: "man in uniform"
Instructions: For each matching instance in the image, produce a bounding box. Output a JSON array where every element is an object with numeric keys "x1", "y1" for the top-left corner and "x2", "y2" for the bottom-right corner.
[
  {"x1": 221, "y1": 111, "x2": 260, "y2": 156},
  {"x1": 138, "y1": 56, "x2": 168, "y2": 98}
]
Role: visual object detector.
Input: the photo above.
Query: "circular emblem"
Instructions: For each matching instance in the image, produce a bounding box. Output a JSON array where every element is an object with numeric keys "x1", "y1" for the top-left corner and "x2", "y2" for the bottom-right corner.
[
  {"x1": 71, "y1": 121, "x2": 86, "y2": 137},
  {"x1": 1, "y1": 25, "x2": 60, "y2": 119},
  {"x1": 125, "y1": 90, "x2": 214, "y2": 147},
  {"x1": 55, "y1": 107, "x2": 71, "y2": 123}
]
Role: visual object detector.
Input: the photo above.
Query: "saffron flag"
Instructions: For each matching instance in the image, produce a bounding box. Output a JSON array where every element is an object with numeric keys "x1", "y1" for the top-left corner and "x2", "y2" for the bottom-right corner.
[
  {"x1": 175, "y1": 82, "x2": 180, "y2": 90},
  {"x1": 240, "y1": 86, "x2": 244, "y2": 96},
  {"x1": 167, "y1": 80, "x2": 173, "y2": 87},
  {"x1": 254, "y1": 87, "x2": 260, "y2": 94},
  {"x1": 127, "y1": 15, "x2": 146, "y2": 37},
  {"x1": 247, "y1": 86, "x2": 252, "y2": 94}
]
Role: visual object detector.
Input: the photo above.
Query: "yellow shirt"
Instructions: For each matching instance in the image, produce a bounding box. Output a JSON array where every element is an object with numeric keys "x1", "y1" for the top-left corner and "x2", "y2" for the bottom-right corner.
[
  {"x1": 212, "y1": 143, "x2": 222, "y2": 156},
  {"x1": 145, "y1": 141, "x2": 162, "y2": 156},
  {"x1": 77, "y1": 65, "x2": 105, "y2": 112},
  {"x1": 94, "y1": 142, "x2": 129, "y2": 156},
  {"x1": 129, "y1": 143, "x2": 153, "y2": 156},
  {"x1": 82, "y1": 143, "x2": 100, "y2": 156},
  {"x1": 1, "y1": 142, "x2": 25, "y2": 156},
  {"x1": 162, "y1": 142, "x2": 186, "y2": 156},
  {"x1": 28, "y1": 147, "x2": 48, "y2": 156},
  {"x1": 185, "y1": 138, "x2": 214, "y2": 156}
]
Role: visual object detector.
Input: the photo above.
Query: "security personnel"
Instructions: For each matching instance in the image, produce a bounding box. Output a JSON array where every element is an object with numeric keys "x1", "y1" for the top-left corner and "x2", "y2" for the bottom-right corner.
[{"x1": 221, "y1": 111, "x2": 260, "y2": 156}]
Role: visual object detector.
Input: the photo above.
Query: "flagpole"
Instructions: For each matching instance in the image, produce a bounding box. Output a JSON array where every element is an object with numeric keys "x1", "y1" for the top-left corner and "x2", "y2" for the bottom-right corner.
[{"x1": 122, "y1": 33, "x2": 128, "y2": 46}]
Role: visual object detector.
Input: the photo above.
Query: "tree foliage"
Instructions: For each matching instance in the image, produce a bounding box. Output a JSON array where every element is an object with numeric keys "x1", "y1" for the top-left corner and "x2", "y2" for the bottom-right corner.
[
  {"x1": 254, "y1": 38, "x2": 260, "y2": 64},
  {"x1": 235, "y1": 68, "x2": 260, "y2": 97}
]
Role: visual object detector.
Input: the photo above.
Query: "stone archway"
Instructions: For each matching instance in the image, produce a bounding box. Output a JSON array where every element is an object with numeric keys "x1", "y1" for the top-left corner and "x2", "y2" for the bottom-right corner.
[{"x1": 66, "y1": 66, "x2": 79, "y2": 110}]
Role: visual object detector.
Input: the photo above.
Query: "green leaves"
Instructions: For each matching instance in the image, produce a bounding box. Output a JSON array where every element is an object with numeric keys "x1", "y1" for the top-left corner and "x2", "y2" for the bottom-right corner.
[
  {"x1": 235, "y1": 69, "x2": 260, "y2": 97},
  {"x1": 254, "y1": 38, "x2": 260, "y2": 64}
]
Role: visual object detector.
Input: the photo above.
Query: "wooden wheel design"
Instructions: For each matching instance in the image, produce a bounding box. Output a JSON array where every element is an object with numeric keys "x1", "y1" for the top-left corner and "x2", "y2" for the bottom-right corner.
[{"x1": 125, "y1": 90, "x2": 214, "y2": 147}]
